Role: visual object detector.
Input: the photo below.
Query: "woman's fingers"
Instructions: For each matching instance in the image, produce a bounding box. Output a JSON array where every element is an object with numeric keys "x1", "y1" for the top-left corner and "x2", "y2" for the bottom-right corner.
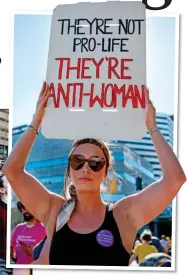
[
  {"x1": 41, "y1": 87, "x2": 50, "y2": 106},
  {"x1": 39, "y1": 81, "x2": 47, "y2": 99},
  {"x1": 145, "y1": 87, "x2": 149, "y2": 104},
  {"x1": 38, "y1": 84, "x2": 49, "y2": 106},
  {"x1": 41, "y1": 84, "x2": 49, "y2": 99},
  {"x1": 145, "y1": 87, "x2": 154, "y2": 106}
]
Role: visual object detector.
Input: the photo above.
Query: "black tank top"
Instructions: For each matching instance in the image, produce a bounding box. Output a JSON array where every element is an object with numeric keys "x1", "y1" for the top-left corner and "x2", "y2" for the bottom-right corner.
[{"x1": 49, "y1": 206, "x2": 130, "y2": 266}]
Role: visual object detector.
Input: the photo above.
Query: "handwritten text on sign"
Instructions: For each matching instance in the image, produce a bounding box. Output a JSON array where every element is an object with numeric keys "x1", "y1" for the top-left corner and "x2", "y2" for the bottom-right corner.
[
  {"x1": 58, "y1": 18, "x2": 144, "y2": 53},
  {"x1": 48, "y1": 57, "x2": 145, "y2": 109},
  {"x1": 43, "y1": 2, "x2": 147, "y2": 140}
]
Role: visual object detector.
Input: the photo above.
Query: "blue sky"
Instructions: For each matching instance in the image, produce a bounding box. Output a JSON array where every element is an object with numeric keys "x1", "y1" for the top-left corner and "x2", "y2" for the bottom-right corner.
[{"x1": 13, "y1": 15, "x2": 177, "y2": 127}]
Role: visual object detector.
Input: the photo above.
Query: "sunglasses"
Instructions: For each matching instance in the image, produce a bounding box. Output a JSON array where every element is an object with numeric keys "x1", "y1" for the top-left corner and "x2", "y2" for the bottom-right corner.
[{"x1": 69, "y1": 155, "x2": 106, "y2": 172}]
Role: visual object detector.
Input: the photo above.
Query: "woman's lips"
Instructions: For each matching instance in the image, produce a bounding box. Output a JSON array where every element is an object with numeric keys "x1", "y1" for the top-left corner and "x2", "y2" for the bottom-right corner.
[{"x1": 79, "y1": 177, "x2": 93, "y2": 181}]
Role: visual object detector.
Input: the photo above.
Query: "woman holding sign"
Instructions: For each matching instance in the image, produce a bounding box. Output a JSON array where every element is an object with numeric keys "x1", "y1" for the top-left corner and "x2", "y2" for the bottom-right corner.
[{"x1": 3, "y1": 82, "x2": 186, "y2": 266}]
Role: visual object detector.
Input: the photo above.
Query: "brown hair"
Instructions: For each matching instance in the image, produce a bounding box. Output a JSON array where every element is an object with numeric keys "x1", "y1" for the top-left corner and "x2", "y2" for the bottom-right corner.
[
  {"x1": 17, "y1": 201, "x2": 25, "y2": 212},
  {"x1": 63, "y1": 138, "x2": 112, "y2": 200},
  {"x1": 140, "y1": 229, "x2": 152, "y2": 243}
]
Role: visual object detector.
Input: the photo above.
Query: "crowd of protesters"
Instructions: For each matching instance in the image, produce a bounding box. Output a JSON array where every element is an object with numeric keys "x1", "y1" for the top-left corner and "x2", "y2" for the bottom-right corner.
[{"x1": 129, "y1": 229, "x2": 172, "y2": 267}]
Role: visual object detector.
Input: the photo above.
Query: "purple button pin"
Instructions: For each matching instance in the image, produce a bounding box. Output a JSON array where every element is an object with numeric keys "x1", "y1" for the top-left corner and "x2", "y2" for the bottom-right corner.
[{"x1": 96, "y1": 229, "x2": 114, "y2": 247}]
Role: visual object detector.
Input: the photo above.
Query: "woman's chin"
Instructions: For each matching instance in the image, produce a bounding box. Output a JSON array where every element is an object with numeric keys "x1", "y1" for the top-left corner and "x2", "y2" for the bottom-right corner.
[{"x1": 76, "y1": 185, "x2": 100, "y2": 193}]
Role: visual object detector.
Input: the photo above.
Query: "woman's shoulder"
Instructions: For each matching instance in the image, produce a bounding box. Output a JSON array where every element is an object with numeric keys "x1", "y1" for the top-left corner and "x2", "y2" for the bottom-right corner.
[
  {"x1": 50, "y1": 192, "x2": 66, "y2": 213},
  {"x1": 45, "y1": 193, "x2": 65, "y2": 226},
  {"x1": 112, "y1": 196, "x2": 137, "y2": 230},
  {"x1": 112, "y1": 195, "x2": 134, "y2": 214}
]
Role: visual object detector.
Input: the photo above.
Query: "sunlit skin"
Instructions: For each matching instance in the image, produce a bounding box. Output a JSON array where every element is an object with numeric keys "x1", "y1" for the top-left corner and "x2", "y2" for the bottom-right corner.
[
  {"x1": 3, "y1": 81, "x2": 186, "y2": 264},
  {"x1": 66, "y1": 143, "x2": 109, "y2": 233}
]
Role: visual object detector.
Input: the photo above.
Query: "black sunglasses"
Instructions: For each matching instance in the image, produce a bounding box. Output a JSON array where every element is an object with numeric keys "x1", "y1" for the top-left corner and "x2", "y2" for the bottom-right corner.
[{"x1": 69, "y1": 155, "x2": 106, "y2": 172}]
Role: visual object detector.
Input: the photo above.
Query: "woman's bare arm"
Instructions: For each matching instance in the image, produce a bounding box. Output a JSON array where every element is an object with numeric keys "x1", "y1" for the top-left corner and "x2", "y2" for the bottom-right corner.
[
  {"x1": 128, "y1": 130, "x2": 185, "y2": 230},
  {"x1": 3, "y1": 82, "x2": 63, "y2": 224},
  {"x1": 116, "y1": 88, "x2": 186, "y2": 230}
]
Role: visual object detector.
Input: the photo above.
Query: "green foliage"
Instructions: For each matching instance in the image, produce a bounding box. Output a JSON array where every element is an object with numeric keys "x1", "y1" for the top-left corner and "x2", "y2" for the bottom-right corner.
[{"x1": 11, "y1": 208, "x2": 24, "y2": 231}]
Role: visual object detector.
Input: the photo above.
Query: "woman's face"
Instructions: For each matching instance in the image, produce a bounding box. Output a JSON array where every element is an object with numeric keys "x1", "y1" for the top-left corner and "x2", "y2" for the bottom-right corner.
[{"x1": 69, "y1": 143, "x2": 107, "y2": 193}]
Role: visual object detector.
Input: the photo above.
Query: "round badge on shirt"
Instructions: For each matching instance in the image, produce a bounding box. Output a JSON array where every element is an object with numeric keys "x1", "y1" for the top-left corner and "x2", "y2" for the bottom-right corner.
[{"x1": 96, "y1": 229, "x2": 114, "y2": 247}]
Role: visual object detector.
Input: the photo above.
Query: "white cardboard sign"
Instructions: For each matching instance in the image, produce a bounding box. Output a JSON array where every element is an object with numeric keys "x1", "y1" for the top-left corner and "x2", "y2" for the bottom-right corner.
[{"x1": 41, "y1": 1, "x2": 147, "y2": 140}]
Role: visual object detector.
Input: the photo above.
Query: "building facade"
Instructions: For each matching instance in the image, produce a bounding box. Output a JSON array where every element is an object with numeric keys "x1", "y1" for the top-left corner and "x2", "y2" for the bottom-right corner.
[
  {"x1": 0, "y1": 109, "x2": 9, "y2": 169},
  {"x1": 117, "y1": 113, "x2": 173, "y2": 180}
]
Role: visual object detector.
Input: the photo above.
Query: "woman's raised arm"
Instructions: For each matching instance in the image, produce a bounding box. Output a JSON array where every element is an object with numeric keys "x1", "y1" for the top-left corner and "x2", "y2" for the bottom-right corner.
[
  {"x1": 116, "y1": 88, "x2": 186, "y2": 230},
  {"x1": 3, "y1": 82, "x2": 63, "y2": 225}
]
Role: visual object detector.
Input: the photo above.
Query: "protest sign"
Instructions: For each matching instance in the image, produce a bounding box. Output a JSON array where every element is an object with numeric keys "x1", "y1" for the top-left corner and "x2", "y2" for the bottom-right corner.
[{"x1": 41, "y1": 1, "x2": 147, "y2": 140}]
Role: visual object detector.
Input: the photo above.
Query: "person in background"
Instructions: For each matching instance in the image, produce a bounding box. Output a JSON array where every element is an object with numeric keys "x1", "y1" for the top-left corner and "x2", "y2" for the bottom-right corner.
[
  {"x1": 151, "y1": 235, "x2": 165, "y2": 253},
  {"x1": 0, "y1": 173, "x2": 12, "y2": 275},
  {"x1": 166, "y1": 236, "x2": 172, "y2": 256},
  {"x1": 11, "y1": 201, "x2": 46, "y2": 264},
  {"x1": 134, "y1": 239, "x2": 141, "y2": 246},
  {"x1": 129, "y1": 229, "x2": 158, "y2": 265},
  {"x1": 160, "y1": 235, "x2": 168, "y2": 254}
]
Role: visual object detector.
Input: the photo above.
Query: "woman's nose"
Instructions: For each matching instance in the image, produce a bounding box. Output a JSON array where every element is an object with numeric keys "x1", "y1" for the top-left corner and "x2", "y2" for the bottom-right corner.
[{"x1": 82, "y1": 161, "x2": 90, "y2": 171}]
